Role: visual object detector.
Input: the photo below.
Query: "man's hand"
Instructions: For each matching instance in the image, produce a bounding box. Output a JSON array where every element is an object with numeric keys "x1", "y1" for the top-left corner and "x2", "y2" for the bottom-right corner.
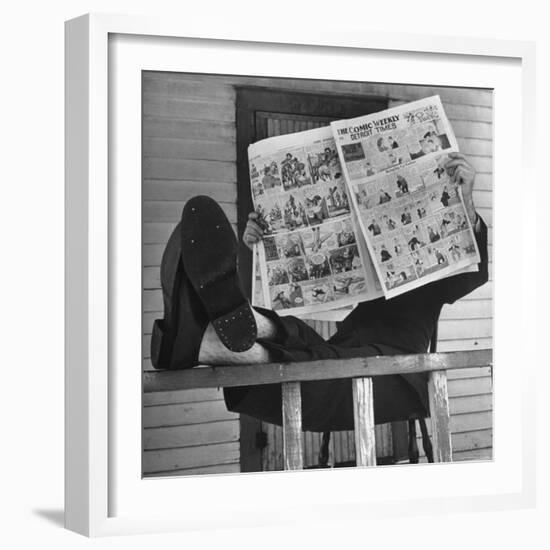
[
  {"x1": 243, "y1": 212, "x2": 265, "y2": 251},
  {"x1": 443, "y1": 152, "x2": 477, "y2": 225}
]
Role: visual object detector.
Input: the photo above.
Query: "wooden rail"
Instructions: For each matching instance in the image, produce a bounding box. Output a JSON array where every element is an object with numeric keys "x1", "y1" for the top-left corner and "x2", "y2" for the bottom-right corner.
[
  {"x1": 143, "y1": 349, "x2": 493, "y2": 470},
  {"x1": 143, "y1": 350, "x2": 492, "y2": 391}
]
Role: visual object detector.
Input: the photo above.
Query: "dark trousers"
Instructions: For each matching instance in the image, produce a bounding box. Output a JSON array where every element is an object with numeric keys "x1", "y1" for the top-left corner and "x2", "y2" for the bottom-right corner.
[{"x1": 223, "y1": 308, "x2": 428, "y2": 432}]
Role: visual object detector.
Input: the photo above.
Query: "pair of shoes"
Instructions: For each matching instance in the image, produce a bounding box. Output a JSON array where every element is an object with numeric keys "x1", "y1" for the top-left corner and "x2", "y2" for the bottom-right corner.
[{"x1": 150, "y1": 196, "x2": 257, "y2": 370}]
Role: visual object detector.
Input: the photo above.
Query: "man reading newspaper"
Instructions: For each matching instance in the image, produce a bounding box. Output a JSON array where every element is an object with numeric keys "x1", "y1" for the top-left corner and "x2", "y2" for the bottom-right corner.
[{"x1": 151, "y1": 152, "x2": 488, "y2": 431}]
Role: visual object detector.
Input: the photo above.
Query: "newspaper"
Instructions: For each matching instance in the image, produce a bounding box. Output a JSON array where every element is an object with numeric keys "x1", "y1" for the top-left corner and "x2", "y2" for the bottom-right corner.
[
  {"x1": 248, "y1": 126, "x2": 383, "y2": 317},
  {"x1": 331, "y1": 95, "x2": 481, "y2": 298},
  {"x1": 248, "y1": 96, "x2": 480, "y2": 316}
]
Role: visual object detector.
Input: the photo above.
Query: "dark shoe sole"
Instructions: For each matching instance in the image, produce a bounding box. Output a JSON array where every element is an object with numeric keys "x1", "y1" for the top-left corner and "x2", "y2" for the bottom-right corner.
[{"x1": 181, "y1": 196, "x2": 257, "y2": 353}]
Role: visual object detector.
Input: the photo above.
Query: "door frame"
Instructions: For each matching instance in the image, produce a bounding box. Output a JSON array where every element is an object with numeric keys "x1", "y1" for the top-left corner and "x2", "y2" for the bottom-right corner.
[{"x1": 235, "y1": 85, "x2": 388, "y2": 472}]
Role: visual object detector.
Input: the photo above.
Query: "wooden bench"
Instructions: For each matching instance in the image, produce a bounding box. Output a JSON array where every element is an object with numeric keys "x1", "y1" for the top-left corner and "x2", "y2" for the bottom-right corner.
[{"x1": 143, "y1": 349, "x2": 493, "y2": 470}]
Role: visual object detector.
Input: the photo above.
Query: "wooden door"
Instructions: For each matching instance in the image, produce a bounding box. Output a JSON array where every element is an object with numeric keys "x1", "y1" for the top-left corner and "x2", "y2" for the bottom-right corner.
[{"x1": 235, "y1": 88, "x2": 397, "y2": 471}]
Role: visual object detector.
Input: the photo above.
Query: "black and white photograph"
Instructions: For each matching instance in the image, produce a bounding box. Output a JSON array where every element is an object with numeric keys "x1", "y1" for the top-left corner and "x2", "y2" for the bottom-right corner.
[
  {"x1": 142, "y1": 71, "x2": 494, "y2": 477},
  {"x1": 0, "y1": 0, "x2": 539, "y2": 542}
]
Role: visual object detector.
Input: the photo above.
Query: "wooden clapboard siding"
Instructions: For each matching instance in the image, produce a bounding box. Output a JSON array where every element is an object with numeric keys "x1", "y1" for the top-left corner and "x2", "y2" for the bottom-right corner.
[
  {"x1": 438, "y1": 319, "x2": 492, "y2": 340},
  {"x1": 144, "y1": 420, "x2": 240, "y2": 450},
  {"x1": 143, "y1": 117, "x2": 236, "y2": 141},
  {"x1": 143, "y1": 95, "x2": 235, "y2": 122},
  {"x1": 143, "y1": 137, "x2": 236, "y2": 161},
  {"x1": 439, "y1": 299, "x2": 492, "y2": 320},
  {"x1": 142, "y1": 71, "x2": 493, "y2": 476},
  {"x1": 457, "y1": 138, "x2": 492, "y2": 156},
  {"x1": 437, "y1": 338, "x2": 492, "y2": 352},
  {"x1": 143, "y1": 386, "x2": 222, "y2": 406},
  {"x1": 142, "y1": 75, "x2": 241, "y2": 476},
  {"x1": 143, "y1": 180, "x2": 236, "y2": 202},
  {"x1": 143, "y1": 400, "x2": 239, "y2": 428},
  {"x1": 143, "y1": 443, "x2": 240, "y2": 473},
  {"x1": 143, "y1": 158, "x2": 236, "y2": 182}
]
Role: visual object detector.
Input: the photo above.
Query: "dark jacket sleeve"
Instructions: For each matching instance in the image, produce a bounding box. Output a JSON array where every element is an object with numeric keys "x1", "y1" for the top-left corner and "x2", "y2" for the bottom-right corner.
[{"x1": 426, "y1": 216, "x2": 490, "y2": 305}]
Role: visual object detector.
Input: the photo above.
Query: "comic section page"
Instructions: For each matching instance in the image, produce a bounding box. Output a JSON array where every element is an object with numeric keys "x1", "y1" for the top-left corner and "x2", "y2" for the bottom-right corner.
[
  {"x1": 248, "y1": 126, "x2": 383, "y2": 317},
  {"x1": 331, "y1": 96, "x2": 481, "y2": 299}
]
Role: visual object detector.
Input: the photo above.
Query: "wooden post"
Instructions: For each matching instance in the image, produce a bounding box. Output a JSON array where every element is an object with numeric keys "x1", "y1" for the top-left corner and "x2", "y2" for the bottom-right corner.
[
  {"x1": 428, "y1": 370, "x2": 452, "y2": 462},
  {"x1": 282, "y1": 382, "x2": 303, "y2": 470},
  {"x1": 352, "y1": 377, "x2": 377, "y2": 467}
]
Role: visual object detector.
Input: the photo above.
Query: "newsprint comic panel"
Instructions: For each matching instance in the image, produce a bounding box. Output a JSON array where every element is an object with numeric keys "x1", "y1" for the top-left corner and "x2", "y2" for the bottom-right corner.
[
  {"x1": 331, "y1": 95, "x2": 481, "y2": 299},
  {"x1": 251, "y1": 244, "x2": 358, "y2": 322},
  {"x1": 248, "y1": 126, "x2": 383, "y2": 318}
]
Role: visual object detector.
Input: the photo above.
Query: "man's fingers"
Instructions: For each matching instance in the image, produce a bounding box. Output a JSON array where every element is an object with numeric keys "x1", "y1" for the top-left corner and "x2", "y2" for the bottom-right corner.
[
  {"x1": 246, "y1": 220, "x2": 264, "y2": 235},
  {"x1": 445, "y1": 161, "x2": 474, "y2": 181},
  {"x1": 452, "y1": 166, "x2": 471, "y2": 184},
  {"x1": 446, "y1": 152, "x2": 467, "y2": 160},
  {"x1": 243, "y1": 229, "x2": 261, "y2": 251},
  {"x1": 244, "y1": 220, "x2": 264, "y2": 247},
  {"x1": 243, "y1": 238, "x2": 255, "y2": 251},
  {"x1": 444, "y1": 159, "x2": 471, "y2": 170},
  {"x1": 244, "y1": 229, "x2": 263, "y2": 243},
  {"x1": 450, "y1": 166, "x2": 462, "y2": 183},
  {"x1": 245, "y1": 235, "x2": 260, "y2": 246},
  {"x1": 248, "y1": 211, "x2": 259, "y2": 220}
]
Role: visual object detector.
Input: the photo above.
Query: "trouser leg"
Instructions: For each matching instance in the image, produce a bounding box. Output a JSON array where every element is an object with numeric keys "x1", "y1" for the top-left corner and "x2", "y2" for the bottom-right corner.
[{"x1": 224, "y1": 308, "x2": 428, "y2": 431}]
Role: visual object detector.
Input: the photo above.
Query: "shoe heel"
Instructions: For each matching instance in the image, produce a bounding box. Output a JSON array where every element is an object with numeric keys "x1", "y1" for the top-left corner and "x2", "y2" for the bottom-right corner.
[
  {"x1": 212, "y1": 303, "x2": 257, "y2": 353},
  {"x1": 150, "y1": 319, "x2": 173, "y2": 370}
]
